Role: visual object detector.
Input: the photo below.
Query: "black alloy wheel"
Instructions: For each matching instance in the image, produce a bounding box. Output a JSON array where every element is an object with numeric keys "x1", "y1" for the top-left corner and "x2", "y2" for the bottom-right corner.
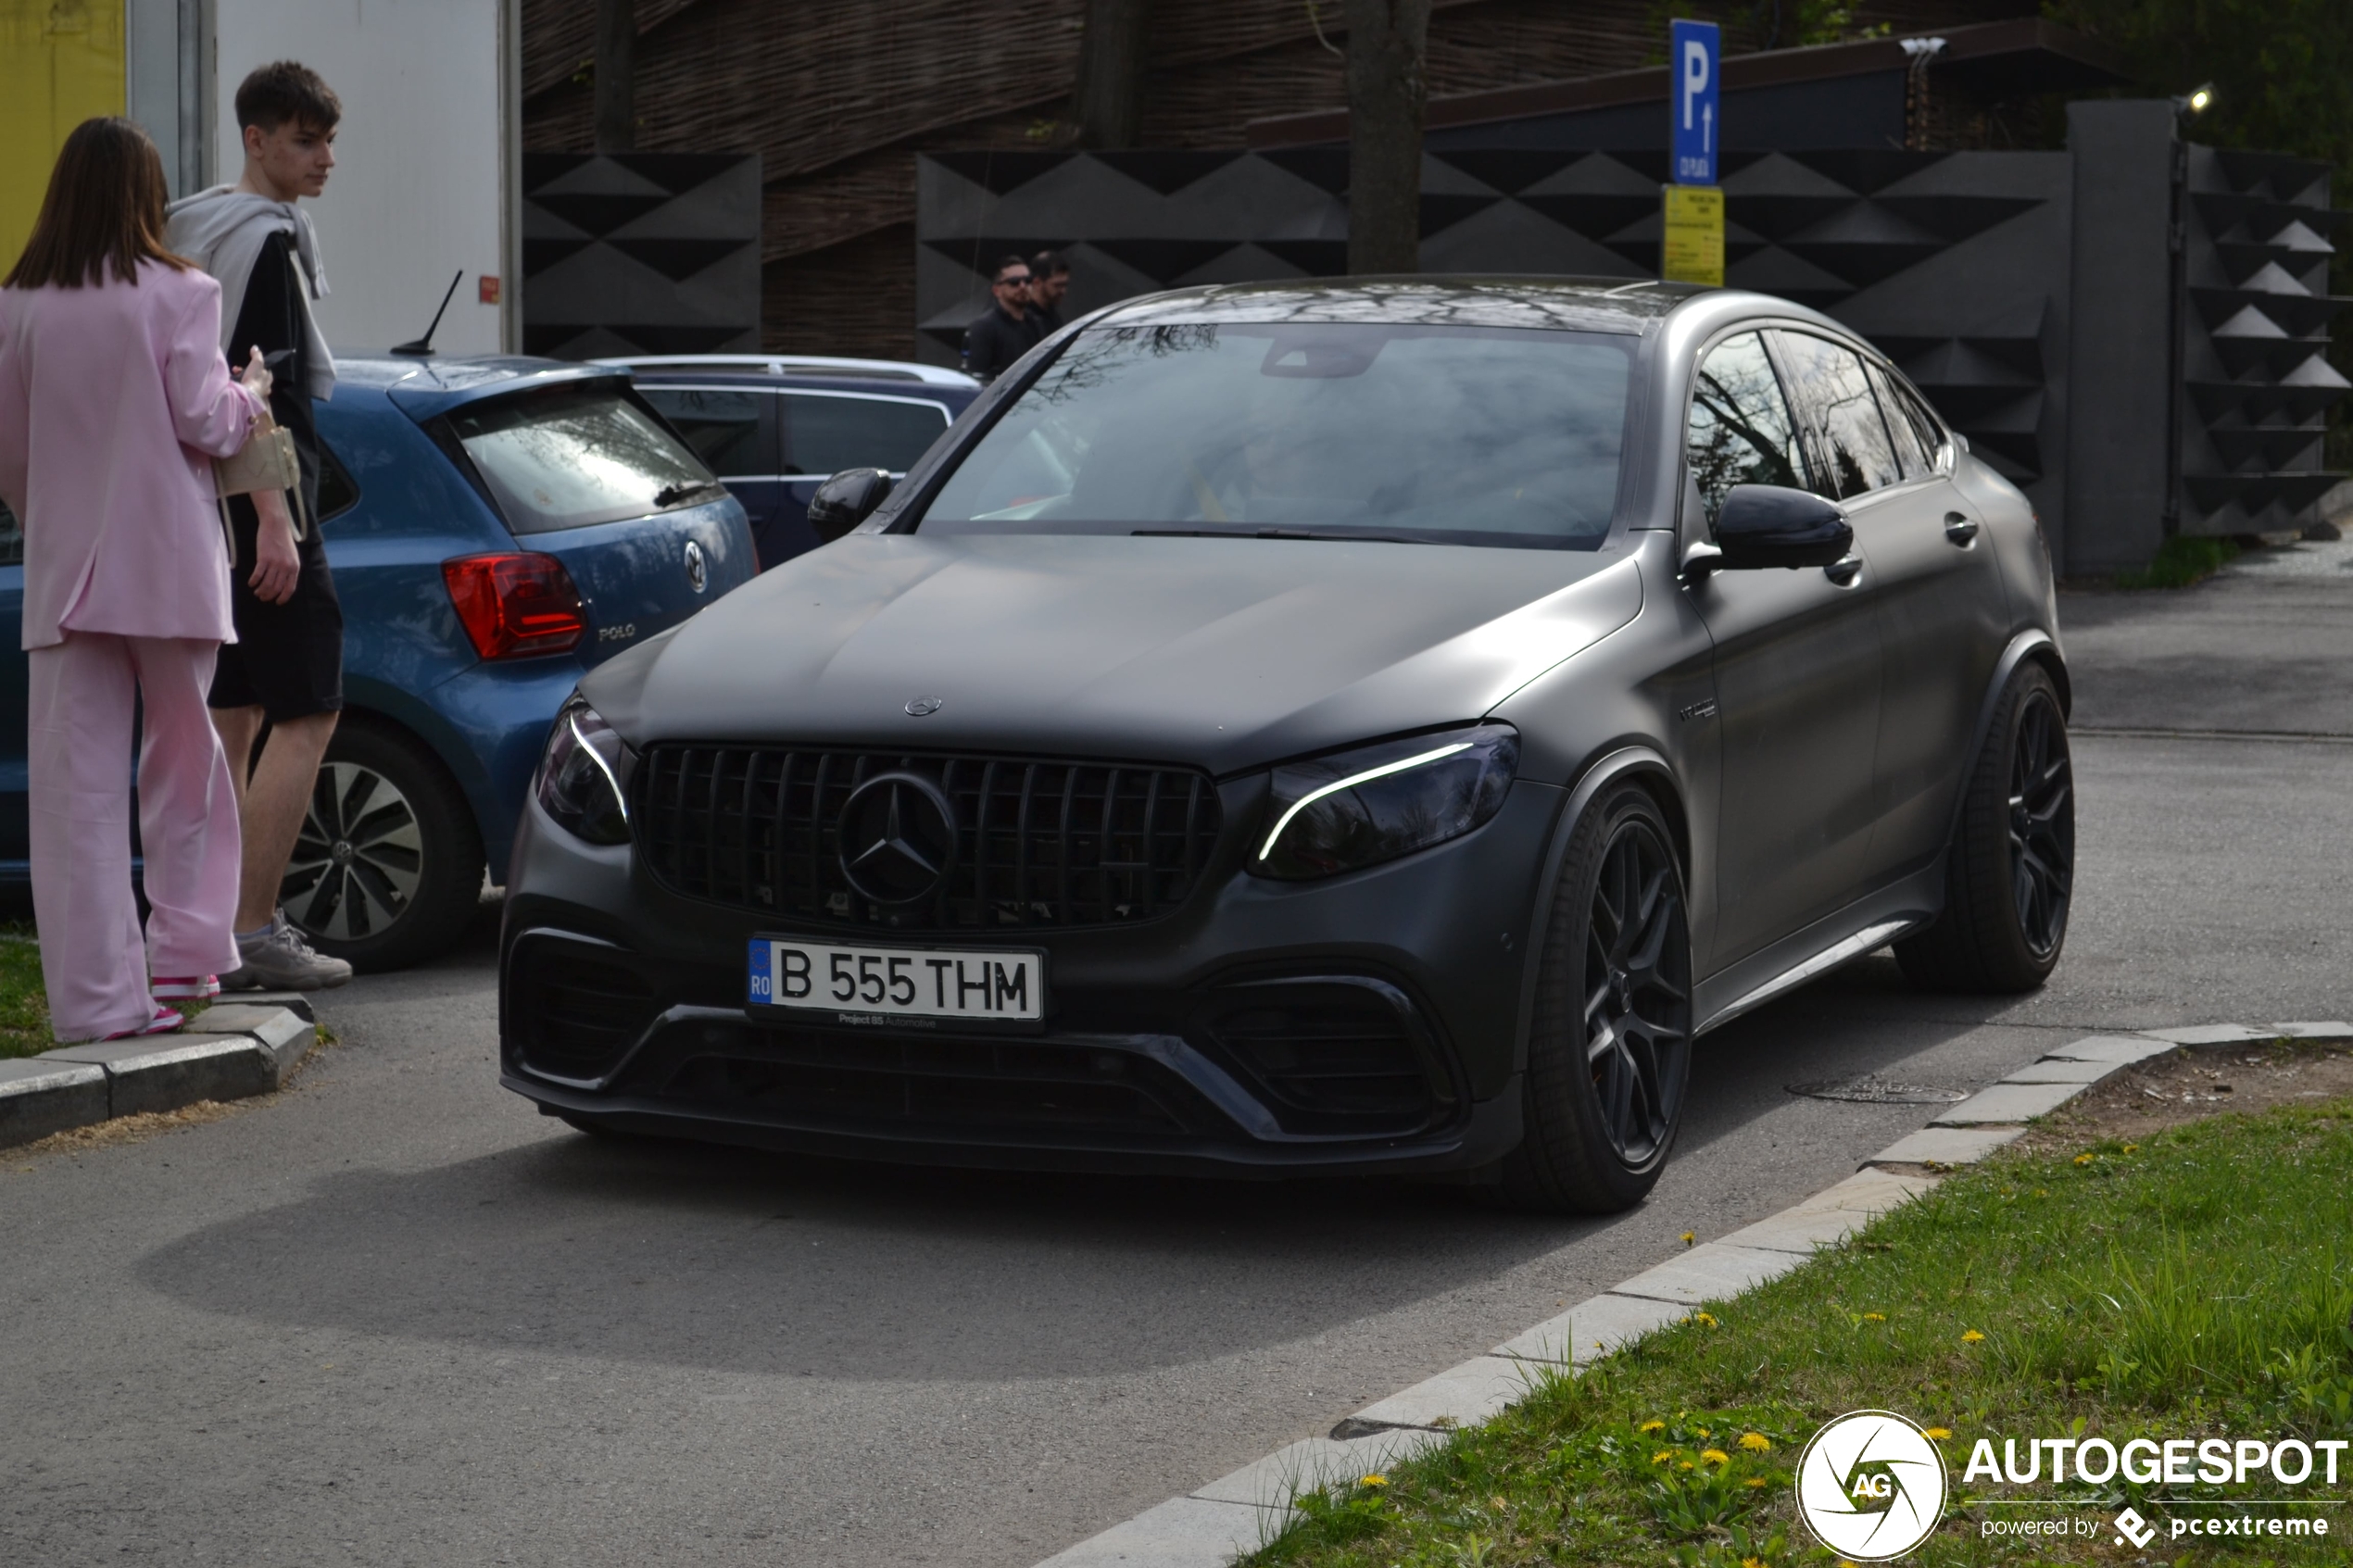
[
  {"x1": 1498, "y1": 783, "x2": 1693, "y2": 1212},
  {"x1": 280, "y1": 720, "x2": 487, "y2": 973},
  {"x1": 1895, "y1": 661, "x2": 2074, "y2": 992},
  {"x1": 2007, "y1": 688, "x2": 2073, "y2": 959}
]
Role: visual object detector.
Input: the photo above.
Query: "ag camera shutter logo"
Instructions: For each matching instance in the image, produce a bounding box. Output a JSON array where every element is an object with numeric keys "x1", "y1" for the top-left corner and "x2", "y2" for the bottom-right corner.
[{"x1": 1794, "y1": 1411, "x2": 1950, "y2": 1560}]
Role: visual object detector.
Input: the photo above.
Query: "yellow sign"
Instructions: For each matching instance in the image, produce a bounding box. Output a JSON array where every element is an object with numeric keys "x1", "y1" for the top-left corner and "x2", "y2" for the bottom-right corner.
[
  {"x1": 2, "y1": 0, "x2": 127, "y2": 275},
  {"x1": 1661, "y1": 183, "x2": 1725, "y2": 288}
]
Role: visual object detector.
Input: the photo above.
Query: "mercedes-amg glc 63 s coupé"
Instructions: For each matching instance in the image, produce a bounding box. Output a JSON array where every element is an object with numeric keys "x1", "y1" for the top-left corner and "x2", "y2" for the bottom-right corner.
[{"x1": 499, "y1": 279, "x2": 2073, "y2": 1212}]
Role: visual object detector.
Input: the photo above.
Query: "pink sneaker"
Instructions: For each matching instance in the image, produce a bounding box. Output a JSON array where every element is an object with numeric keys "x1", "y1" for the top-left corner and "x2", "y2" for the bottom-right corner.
[
  {"x1": 151, "y1": 975, "x2": 220, "y2": 1000},
  {"x1": 103, "y1": 1005, "x2": 185, "y2": 1041}
]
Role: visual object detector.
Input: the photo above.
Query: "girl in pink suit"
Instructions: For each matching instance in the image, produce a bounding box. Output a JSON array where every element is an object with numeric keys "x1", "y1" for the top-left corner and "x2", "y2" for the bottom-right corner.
[{"x1": 0, "y1": 119, "x2": 277, "y2": 1041}]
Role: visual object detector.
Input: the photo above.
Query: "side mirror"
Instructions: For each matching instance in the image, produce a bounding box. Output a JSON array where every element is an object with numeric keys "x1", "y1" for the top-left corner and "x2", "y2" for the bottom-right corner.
[
  {"x1": 806, "y1": 468, "x2": 894, "y2": 542},
  {"x1": 1715, "y1": 483, "x2": 1852, "y2": 570}
]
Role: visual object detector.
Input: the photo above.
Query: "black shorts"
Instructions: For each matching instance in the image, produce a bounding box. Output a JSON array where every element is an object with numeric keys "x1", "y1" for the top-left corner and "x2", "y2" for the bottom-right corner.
[{"x1": 208, "y1": 493, "x2": 345, "y2": 721}]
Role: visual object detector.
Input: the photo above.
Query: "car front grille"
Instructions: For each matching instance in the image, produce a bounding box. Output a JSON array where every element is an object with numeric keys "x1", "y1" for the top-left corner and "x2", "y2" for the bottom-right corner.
[{"x1": 635, "y1": 746, "x2": 1223, "y2": 930}]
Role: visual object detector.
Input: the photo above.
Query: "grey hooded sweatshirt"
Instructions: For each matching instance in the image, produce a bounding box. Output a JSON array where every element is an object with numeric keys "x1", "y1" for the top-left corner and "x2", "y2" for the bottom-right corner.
[{"x1": 163, "y1": 187, "x2": 336, "y2": 401}]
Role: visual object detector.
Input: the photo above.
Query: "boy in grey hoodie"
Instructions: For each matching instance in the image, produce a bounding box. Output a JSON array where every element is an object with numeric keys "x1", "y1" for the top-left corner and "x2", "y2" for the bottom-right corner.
[{"x1": 164, "y1": 59, "x2": 351, "y2": 992}]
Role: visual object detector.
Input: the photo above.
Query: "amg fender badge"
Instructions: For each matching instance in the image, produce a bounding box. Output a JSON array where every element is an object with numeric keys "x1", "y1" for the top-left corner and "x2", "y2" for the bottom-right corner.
[{"x1": 1679, "y1": 698, "x2": 1718, "y2": 721}]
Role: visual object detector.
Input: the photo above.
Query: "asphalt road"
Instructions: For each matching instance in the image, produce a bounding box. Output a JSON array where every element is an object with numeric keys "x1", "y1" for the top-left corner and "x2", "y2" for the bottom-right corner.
[{"x1": 6, "y1": 545, "x2": 2349, "y2": 1567}]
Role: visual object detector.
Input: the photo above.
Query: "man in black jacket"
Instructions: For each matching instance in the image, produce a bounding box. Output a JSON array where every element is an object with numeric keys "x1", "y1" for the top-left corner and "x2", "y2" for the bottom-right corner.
[
  {"x1": 1026, "y1": 250, "x2": 1071, "y2": 341},
  {"x1": 962, "y1": 256, "x2": 1034, "y2": 384}
]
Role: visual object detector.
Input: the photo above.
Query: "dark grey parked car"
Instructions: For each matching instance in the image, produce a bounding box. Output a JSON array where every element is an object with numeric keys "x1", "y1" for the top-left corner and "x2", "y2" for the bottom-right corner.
[{"x1": 499, "y1": 279, "x2": 2072, "y2": 1213}]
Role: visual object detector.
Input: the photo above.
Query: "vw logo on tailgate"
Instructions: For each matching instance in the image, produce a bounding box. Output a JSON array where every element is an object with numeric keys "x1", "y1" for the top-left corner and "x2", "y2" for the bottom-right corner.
[
  {"x1": 837, "y1": 771, "x2": 958, "y2": 905},
  {"x1": 683, "y1": 538, "x2": 708, "y2": 593}
]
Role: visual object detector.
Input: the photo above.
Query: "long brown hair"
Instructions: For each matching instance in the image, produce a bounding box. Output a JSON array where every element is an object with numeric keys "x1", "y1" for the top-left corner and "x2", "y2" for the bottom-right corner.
[{"x1": 4, "y1": 118, "x2": 192, "y2": 291}]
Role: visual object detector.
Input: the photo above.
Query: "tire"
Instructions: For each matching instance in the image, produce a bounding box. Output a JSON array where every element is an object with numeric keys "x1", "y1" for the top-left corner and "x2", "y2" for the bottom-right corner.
[
  {"x1": 278, "y1": 718, "x2": 486, "y2": 973},
  {"x1": 1496, "y1": 783, "x2": 1695, "y2": 1214},
  {"x1": 1895, "y1": 662, "x2": 2074, "y2": 993}
]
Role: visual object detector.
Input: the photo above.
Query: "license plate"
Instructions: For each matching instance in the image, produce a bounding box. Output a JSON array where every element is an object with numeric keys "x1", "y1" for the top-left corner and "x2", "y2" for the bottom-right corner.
[{"x1": 747, "y1": 935, "x2": 1045, "y2": 1026}]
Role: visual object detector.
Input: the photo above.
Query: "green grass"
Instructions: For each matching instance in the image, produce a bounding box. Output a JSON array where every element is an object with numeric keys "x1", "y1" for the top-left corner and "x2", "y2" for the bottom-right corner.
[
  {"x1": 0, "y1": 931, "x2": 51, "y2": 1059},
  {"x1": 1246, "y1": 1099, "x2": 2353, "y2": 1567},
  {"x1": 2113, "y1": 535, "x2": 2242, "y2": 589}
]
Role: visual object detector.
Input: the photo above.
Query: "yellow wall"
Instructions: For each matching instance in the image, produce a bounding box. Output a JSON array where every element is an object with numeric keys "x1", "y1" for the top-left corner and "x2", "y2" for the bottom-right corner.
[{"x1": 1, "y1": 1, "x2": 126, "y2": 273}]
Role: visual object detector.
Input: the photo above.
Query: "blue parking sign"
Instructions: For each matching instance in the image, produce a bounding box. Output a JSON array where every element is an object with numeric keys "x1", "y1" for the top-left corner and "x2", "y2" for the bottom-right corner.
[{"x1": 1670, "y1": 19, "x2": 1719, "y2": 185}]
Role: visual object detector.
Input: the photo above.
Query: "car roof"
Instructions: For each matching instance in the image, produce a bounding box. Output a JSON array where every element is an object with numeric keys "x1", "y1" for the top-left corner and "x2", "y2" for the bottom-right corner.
[
  {"x1": 335, "y1": 354, "x2": 633, "y2": 419},
  {"x1": 1091, "y1": 276, "x2": 1703, "y2": 333},
  {"x1": 594, "y1": 354, "x2": 979, "y2": 389},
  {"x1": 625, "y1": 367, "x2": 977, "y2": 405}
]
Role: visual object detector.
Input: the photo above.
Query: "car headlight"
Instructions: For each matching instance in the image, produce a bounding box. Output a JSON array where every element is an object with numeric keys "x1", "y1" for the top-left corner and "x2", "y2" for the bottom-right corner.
[
  {"x1": 1252, "y1": 723, "x2": 1519, "y2": 880},
  {"x1": 535, "y1": 696, "x2": 635, "y2": 846}
]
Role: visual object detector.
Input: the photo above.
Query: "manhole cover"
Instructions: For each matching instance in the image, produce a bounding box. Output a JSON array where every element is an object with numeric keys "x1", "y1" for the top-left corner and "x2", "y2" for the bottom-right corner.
[{"x1": 1787, "y1": 1077, "x2": 1970, "y2": 1105}]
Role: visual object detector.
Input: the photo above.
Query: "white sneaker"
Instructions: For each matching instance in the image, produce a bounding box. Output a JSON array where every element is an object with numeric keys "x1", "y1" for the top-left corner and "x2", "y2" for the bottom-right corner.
[{"x1": 221, "y1": 911, "x2": 353, "y2": 991}]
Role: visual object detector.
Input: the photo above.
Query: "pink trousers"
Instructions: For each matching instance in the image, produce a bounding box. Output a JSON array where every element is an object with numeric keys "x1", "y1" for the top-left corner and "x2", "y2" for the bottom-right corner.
[{"x1": 29, "y1": 633, "x2": 242, "y2": 1042}]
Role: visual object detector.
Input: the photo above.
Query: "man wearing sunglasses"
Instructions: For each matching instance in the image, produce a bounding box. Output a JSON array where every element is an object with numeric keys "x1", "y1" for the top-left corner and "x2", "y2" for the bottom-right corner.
[{"x1": 962, "y1": 255, "x2": 1034, "y2": 385}]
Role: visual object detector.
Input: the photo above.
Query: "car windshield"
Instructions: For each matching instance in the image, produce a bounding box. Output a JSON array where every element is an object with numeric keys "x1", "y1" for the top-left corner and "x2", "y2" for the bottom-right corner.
[
  {"x1": 447, "y1": 386, "x2": 719, "y2": 533},
  {"x1": 915, "y1": 322, "x2": 1633, "y2": 548}
]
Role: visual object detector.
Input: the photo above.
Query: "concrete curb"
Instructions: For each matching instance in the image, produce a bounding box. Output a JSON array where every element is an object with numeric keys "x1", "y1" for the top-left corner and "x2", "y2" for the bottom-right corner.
[
  {"x1": 1031, "y1": 1020, "x2": 2345, "y2": 1568},
  {"x1": 0, "y1": 999, "x2": 322, "y2": 1150}
]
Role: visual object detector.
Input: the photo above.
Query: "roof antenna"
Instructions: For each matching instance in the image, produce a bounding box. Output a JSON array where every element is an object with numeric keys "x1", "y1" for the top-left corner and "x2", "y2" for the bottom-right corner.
[{"x1": 391, "y1": 270, "x2": 465, "y2": 356}]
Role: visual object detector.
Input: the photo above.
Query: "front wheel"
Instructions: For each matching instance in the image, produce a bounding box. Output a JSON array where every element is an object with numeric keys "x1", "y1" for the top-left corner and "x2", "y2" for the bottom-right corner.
[
  {"x1": 1496, "y1": 783, "x2": 1694, "y2": 1214},
  {"x1": 279, "y1": 720, "x2": 486, "y2": 972},
  {"x1": 1895, "y1": 661, "x2": 2074, "y2": 992}
]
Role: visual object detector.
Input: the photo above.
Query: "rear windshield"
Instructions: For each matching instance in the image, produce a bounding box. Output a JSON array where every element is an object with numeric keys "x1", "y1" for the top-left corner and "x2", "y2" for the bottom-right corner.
[
  {"x1": 447, "y1": 386, "x2": 719, "y2": 533},
  {"x1": 914, "y1": 322, "x2": 1633, "y2": 549}
]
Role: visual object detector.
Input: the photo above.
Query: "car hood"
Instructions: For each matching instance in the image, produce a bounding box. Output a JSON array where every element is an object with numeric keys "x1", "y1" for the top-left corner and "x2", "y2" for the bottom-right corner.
[{"x1": 585, "y1": 532, "x2": 1643, "y2": 774}]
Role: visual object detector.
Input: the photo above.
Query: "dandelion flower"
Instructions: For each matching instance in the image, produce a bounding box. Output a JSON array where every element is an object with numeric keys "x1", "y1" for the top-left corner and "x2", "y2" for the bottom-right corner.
[
  {"x1": 1743, "y1": 1557, "x2": 1768, "y2": 1568},
  {"x1": 1924, "y1": 1427, "x2": 1952, "y2": 1440},
  {"x1": 1702, "y1": 1449, "x2": 1731, "y2": 1466},
  {"x1": 1962, "y1": 1329, "x2": 1986, "y2": 1343},
  {"x1": 1861, "y1": 1311, "x2": 1885, "y2": 1322},
  {"x1": 1653, "y1": 1450, "x2": 1675, "y2": 1465},
  {"x1": 1739, "y1": 1432, "x2": 1772, "y2": 1452},
  {"x1": 2122, "y1": 1143, "x2": 2139, "y2": 1154},
  {"x1": 1639, "y1": 1419, "x2": 1667, "y2": 1434},
  {"x1": 1680, "y1": 1461, "x2": 1695, "y2": 1472},
  {"x1": 1358, "y1": 1474, "x2": 1387, "y2": 1488},
  {"x1": 1744, "y1": 1476, "x2": 1769, "y2": 1489},
  {"x1": 2072, "y1": 1152, "x2": 2095, "y2": 1166},
  {"x1": 1693, "y1": 1311, "x2": 1718, "y2": 1328},
  {"x1": 1680, "y1": 1230, "x2": 1696, "y2": 1247}
]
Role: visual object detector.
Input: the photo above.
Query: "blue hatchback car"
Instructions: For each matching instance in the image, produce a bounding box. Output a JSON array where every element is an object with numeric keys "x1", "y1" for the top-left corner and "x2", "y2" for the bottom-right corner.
[
  {"x1": 607, "y1": 355, "x2": 979, "y2": 570},
  {"x1": 0, "y1": 354, "x2": 754, "y2": 970}
]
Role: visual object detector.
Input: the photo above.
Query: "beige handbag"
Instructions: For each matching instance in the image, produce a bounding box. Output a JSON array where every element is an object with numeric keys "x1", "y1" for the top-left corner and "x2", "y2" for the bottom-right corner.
[{"x1": 214, "y1": 406, "x2": 310, "y2": 542}]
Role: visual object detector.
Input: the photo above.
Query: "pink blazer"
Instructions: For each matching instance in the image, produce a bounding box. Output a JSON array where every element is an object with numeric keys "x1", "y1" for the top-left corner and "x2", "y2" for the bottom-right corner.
[{"x1": 0, "y1": 259, "x2": 263, "y2": 649}]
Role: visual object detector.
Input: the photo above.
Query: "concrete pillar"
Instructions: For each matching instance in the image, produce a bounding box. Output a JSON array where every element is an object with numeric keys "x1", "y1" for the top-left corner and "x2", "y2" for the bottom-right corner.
[{"x1": 2062, "y1": 101, "x2": 2180, "y2": 577}]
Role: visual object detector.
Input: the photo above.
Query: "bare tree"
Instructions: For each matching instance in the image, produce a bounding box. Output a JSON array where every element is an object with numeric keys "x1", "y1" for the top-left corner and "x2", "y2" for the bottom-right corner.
[
  {"x1": 1345, "y1": 0, "x2": 1430, "y2": 273},
  {"x1": 596, "y1": 0, "x2": 636, "y2": 152},
  {"x1": 1070, "y1": 0, "x2": 1154, "y2": 148}
]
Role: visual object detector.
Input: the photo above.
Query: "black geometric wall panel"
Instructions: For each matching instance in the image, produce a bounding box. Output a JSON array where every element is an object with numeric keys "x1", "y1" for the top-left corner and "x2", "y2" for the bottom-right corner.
[
  {"x1": 523, "y1": 154, "x2": 761, "y2": 359},
  {"x1": 2176, "y1": 146, "x2": 2348, "y2": 536}
]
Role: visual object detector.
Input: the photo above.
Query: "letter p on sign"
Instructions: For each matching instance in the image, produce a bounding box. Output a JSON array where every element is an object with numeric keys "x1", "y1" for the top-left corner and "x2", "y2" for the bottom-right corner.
[{"x1": 1669, "y1": 18, "x2": 1720, "y2": 186}]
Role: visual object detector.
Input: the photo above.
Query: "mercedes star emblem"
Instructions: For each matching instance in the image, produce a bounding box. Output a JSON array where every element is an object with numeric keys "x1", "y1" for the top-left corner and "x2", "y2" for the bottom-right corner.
[
  {"x1": 837, "y1": 771, "x2": 957, "y2": 905},
  {"x1": 683, "y1": 539, "x2": 708, "y2": 593},
  {"x1": 905, "y1": 695, "x2": 944, "y2": 716}
]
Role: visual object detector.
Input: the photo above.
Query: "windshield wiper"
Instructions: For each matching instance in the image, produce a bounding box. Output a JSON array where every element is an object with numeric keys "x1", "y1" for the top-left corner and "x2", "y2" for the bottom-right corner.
[
  {"x1": 654, "y1": 480, "x2": 730, "y2": 508},
  {"x1": 1132, "y1": 527, "x2": 1432, "y2": 545}
]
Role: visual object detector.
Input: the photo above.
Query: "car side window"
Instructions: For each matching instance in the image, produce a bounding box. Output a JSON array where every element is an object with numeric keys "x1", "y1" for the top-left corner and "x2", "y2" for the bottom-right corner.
[
  {"x1": 638, "y1": 387, "x2": 771, "y2": 477},
  {"x1": 1866, "y1": 362, "x2": 1931, "y2": 480},
  {"x1": 780, "y1": 393, "x2": 951, "y2": 478},
  {"x1": 1686, "y1": 332, "x2": 1806, "y2": 529},
  {"x1": 316, "y1": 438, "x2": 361, "y2": 524},
  {"x1": 1884, "y1": 370, "x2": 1949, "y2": 476},
  {"x1": 1772, "y1": 331, "x2": 1902, "y2": 499}
]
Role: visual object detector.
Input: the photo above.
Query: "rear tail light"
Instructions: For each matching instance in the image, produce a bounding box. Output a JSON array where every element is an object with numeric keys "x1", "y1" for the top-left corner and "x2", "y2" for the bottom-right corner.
[{"x1": 442, "y1": 552, "x2": 587, "y2": 660}]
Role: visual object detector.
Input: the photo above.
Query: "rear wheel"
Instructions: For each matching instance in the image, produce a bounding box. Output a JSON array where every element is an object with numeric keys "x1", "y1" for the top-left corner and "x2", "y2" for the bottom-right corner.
[
  {"x1": 1895, "y1": 662, "x2": 2074, "y2": 992},
  {"x1": 1497, "y1": 783, "x2": 1693, "y2": 1213},
  {"x1": 280, "y1": 720, "x2": 485, "y2": 973}
]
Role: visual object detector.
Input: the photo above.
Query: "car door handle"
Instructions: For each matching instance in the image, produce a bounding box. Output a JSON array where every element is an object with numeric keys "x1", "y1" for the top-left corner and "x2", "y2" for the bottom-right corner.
[
  {"x1": 1824, "y1": 554, "x2": 1864, "y2": 586},
  {"x1": 1944, "y1": 511, "x2": 1980, "y2": 546}
]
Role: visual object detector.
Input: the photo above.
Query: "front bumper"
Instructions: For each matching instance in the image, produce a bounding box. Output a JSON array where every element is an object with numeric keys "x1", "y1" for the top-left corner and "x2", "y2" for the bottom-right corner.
[{"x1": 498, "y1": 776, "x2": 1563, "y2": 1177}]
